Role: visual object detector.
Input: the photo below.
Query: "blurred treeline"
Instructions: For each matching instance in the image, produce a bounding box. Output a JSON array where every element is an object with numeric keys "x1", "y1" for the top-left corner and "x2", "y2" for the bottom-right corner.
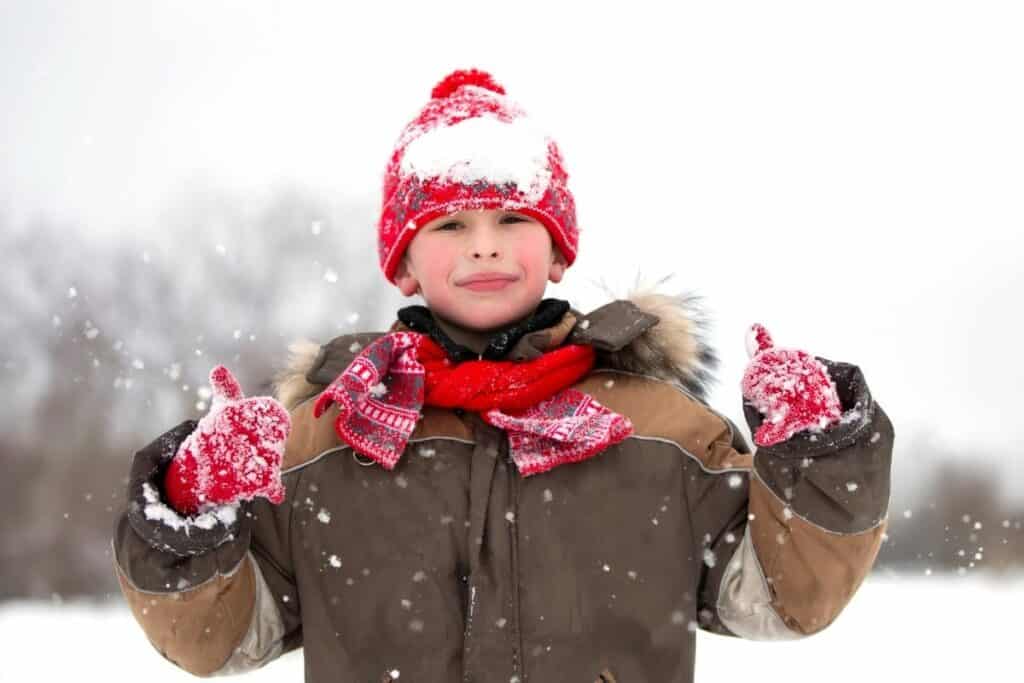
[{"x1": 0, "y1": 186, "x2": 1020, "y2": 601}]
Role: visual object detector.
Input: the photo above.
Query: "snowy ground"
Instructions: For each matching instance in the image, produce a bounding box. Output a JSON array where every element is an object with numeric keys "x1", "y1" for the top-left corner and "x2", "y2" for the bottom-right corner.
[{"x1": 2, "y1": 571, "x2": 1016, "y2": 680}]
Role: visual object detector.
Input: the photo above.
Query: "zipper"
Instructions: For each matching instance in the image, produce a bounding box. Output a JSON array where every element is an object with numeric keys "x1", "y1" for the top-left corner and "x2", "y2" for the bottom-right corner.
[{"x1": 505, "y1": 434, "x2": 523, "y2": 679}]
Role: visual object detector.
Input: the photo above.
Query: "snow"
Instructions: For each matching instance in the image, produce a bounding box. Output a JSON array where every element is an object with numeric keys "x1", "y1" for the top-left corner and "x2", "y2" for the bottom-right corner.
[
  {"x1": 140, "y1": 482, "x2": 238, "y2": 532},
  {"x1": 400, "y1": 115, "x2": 552, "y2": 204}
]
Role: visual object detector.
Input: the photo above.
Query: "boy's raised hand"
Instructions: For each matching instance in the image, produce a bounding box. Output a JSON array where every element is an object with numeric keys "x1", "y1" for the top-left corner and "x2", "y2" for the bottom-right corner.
[
  {"x1": 163, "y1": 365, "x2": 290, "y2": 515},
  {"x1": 741, "y1": 323, "x2": 843, "y2": 447}
]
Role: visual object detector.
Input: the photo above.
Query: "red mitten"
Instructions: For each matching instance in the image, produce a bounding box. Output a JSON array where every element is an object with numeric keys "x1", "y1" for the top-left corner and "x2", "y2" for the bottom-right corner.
[
  {"x1": 164, "y1": 365, "x2": 290, "y2": 515},
  {"x1": 741, "y1": 324, "x2": 843, "y2": 447}
]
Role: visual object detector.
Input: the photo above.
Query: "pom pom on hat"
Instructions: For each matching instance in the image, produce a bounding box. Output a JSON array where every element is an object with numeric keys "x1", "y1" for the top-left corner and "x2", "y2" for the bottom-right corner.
[
  {"x1": 430, "y1": 68, "x2": 507, "y2": 99},
  {"x1": 377, "y1": 68, "x2": 579, "y2": 284}
]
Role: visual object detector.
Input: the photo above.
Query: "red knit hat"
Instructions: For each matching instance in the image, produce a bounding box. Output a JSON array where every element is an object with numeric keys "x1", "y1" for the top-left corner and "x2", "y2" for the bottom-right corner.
[{"x1": 377, "y1": 68, "x2": 579, "y2": 284}]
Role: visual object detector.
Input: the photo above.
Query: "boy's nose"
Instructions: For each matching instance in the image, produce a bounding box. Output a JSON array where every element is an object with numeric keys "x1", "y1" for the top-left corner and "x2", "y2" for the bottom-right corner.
[{"x1": 468, "y1": 226, "x2": 501, "y2": 259}]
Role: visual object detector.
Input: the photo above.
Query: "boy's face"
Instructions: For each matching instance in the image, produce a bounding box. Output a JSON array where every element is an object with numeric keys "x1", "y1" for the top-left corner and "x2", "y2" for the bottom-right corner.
[{"x1": 394, "y1": 209, "x2": 567, "y2": 332}]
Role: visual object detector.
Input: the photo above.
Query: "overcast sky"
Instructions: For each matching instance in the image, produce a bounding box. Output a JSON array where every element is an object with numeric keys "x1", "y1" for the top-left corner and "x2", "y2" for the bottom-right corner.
[{"x1": 2, "y1": 1, "x2": 1022, "y2": 495}]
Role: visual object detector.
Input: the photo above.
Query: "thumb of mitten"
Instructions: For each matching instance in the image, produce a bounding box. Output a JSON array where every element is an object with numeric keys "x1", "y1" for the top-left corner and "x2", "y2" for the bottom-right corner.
[
  {"x1": 210, "y1": 364, "x2": 244, "y2": 404},
  {"x1": 745, "y1": 323, "x2": 774, "y2": 358}
]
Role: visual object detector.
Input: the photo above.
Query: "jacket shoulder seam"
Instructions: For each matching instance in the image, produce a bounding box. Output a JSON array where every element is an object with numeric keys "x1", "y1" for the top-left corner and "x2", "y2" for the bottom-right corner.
[{"x1": 280, "y1": 436, "x2": 477, "y2": 476}]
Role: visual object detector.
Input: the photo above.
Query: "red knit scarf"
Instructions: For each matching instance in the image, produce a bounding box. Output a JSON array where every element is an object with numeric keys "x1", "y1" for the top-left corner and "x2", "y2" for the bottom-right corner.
[{"x1": 312, "y1": 331, "x2": 633, "y2": 476}]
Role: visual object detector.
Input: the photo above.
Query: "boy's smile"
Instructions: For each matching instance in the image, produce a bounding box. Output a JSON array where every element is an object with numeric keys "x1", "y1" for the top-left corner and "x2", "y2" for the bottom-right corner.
[{"x1": 393, "y1": 208, "x2": 566, "y2": 332}]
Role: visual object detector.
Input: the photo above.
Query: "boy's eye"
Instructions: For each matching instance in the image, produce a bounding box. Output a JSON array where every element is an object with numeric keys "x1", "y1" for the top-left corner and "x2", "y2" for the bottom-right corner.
[{"x1": 435, "y1": 214, "x2": 527, "y2": 231}]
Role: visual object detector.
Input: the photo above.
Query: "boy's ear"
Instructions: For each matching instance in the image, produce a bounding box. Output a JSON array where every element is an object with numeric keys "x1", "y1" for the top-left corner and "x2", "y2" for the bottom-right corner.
[
  {"x1": 548, "y1": 247, "x2": 567, "y2": 284},
  {"x1": 394, "y1": 256, "x2": 421, "y2": 297}
]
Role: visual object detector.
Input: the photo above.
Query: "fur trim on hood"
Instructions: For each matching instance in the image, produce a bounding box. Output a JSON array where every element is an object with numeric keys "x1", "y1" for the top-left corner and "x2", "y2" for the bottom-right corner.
[
  {"x1": 271, "y1": 289, "x2": 719, "y2": 411},
  {"x1": 590, "y1": 289, "x2": 718, "y2": 404}
]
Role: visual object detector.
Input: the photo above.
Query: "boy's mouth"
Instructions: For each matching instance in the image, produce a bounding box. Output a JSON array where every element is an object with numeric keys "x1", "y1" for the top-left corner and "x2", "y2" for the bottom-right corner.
[
  {"x1": 461, "y1": 279, "x2": 516, "y2": 292},
  {"x1": 455, "y1": 272, "x2": 519, "y2": 290}
]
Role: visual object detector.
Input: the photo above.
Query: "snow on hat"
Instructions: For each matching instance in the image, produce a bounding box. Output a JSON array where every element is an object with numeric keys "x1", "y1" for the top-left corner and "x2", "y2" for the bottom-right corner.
[{"x1": 377, "y1": 68, "x2": 578, "y2": 284}]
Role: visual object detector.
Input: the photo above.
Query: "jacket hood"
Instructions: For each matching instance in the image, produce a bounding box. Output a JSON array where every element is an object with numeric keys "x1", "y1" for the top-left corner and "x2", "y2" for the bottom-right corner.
[{"x1": 271, "y1": 288, "x2": 719, "y2": 412}]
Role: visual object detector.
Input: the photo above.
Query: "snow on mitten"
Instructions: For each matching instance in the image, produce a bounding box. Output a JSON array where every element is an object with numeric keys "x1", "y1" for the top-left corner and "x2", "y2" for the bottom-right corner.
[
  {"x1": 164, "y1": 365, "x2": 290, "y2": 515},
  {"x1": 741, "y1": 323, "x2": 843, "y2": 447}
]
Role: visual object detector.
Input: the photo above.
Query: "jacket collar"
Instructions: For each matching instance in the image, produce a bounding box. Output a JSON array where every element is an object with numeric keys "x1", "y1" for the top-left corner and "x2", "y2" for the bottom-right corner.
[
  {"x1": 274, "y1": 290, "x2": 719, "y2": 411},
  {"x1": 392, "y1": 298, "x2": 571, "y2": 361}
]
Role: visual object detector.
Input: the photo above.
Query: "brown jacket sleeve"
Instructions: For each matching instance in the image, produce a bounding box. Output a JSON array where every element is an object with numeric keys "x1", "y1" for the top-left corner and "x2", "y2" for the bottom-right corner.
[
  {"x1": 112, "y1": 434, "x2": 305, "y2": 675},
  {"x1": 687, "y1": 358, "x2": 893, "y2": 639}
]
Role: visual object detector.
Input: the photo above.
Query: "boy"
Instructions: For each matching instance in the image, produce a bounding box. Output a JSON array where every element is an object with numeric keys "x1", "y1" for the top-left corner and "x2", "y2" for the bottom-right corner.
[{"x1": 113, "y1": 69, "x2": 893, "y2": 682}]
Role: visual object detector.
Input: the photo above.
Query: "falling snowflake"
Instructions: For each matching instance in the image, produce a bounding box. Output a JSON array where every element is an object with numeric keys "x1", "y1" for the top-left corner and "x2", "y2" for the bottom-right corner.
[
  {"x1": 846, "y1": 482, "x2": 859, "y2": 492},
  {"x1": 318, "y1": 509, "x2": 332, "y2": 524},
  {"x1": 349, "y1": 341, "x2": 363, "y2": 353},
  {"x1": 328, "y1": 555, "x2": 342, "y2": 568},
  {"x1": 542, "y1": 489, "x2": 553, "y2": 503},
  {"x1": 727, "y1": 473, "x2": 743, "y2": 489}
]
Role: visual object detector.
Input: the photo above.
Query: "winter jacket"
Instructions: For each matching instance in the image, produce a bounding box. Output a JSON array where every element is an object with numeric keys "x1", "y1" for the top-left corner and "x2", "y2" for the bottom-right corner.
[{"x1": 112, "y1": 292, "x2": 894, "y2": 682}]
